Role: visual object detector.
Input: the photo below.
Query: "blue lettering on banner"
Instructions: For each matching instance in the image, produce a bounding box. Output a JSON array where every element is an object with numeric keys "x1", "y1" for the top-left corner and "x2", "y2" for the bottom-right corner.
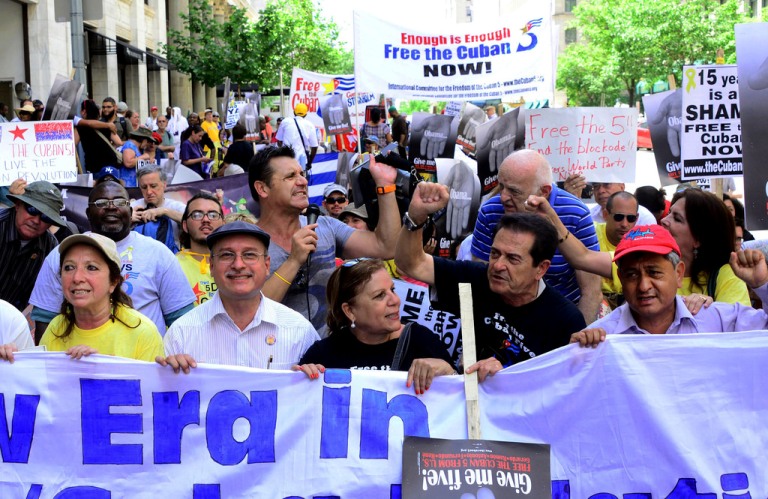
[
  {"x1": 321, "y1": 370, "x2": 351, "y2": 459},
  {"x1": 205, "y1": 390, "x2": 278, "y2": 465},
  {"x1": 0, "y1": 393, "x2": 40, "y2": 463},
  {"x1": 53, "y1": 487, "x2": 111, "y2": 499},
  {"x1": 193, "y1": 484, "x2": 221, "y2": 499},
  {"x1": 153, "y1": 390, "x2": 201, "y2": 464},
  {"x1": 81, "y1": 379, "x2": 143, "y2": 465},
  {"x1": 360, "y1": 389, "x2": 429, "y2": 459},
  {"x1": 553, "y1": 473, "x2": 754, "y2": 498}
]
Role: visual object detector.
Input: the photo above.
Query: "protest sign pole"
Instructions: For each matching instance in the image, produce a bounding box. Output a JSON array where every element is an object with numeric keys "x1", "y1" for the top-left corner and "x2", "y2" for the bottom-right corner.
[
  {"x1": 354, "y1": 87, "x2": 362, "y2": 158},
  {"x1": 458, "y1": 283, "x2": 481, "y2": 439},
  {"x1": 711, "y1": 48, "x2": 726, "y2": 200}
]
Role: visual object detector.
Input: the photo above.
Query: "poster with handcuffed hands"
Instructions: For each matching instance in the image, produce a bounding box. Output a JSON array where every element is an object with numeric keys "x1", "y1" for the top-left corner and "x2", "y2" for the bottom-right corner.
[{"x1": 408, "y1": 112, "x2": 459, "y2": 182}]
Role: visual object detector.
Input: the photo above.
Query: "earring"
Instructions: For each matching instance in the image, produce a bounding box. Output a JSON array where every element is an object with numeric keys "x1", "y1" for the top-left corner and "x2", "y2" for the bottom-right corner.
[
  {"x1": 110, "y1": 298, "x2": 116, "y2": 322},
  {"x1": 693, "y1": 248, "x2": 699, "y2": 260},
  {"x1": 350, "y1": 320, "x2": 356, "y2": 329}
]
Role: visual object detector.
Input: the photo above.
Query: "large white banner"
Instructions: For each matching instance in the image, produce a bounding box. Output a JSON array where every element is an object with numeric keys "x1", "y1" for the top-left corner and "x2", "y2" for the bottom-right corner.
[
  {"x1": 3, "y1": 333, "x2": 768, "y2": 497},
  {"x1": 353, "y1": 7, "x2": 554, "y2": 102},
  {"x1": 290, "y1": 68, "x2": 377, "y2": 131},
  {"x1": 525, "y1": 107, "x2": 638, "y2": 182}
]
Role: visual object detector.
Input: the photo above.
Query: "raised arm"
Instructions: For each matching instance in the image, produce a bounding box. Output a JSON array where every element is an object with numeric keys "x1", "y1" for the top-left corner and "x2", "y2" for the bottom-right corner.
[
  {"x1": 525, "y1": 195, "x2": 613, "y2": 278},
  {"x1": 394, "y1": 182, "x2": 450, "y2": 285},
  {"x1": 342, "y1": 155, "x2": 401, "y2": 259}
]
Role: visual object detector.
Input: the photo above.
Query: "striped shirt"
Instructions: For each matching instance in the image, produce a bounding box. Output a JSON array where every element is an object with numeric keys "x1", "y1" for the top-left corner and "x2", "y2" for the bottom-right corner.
[
  {"x1": 163, "y1": 292, "x2": 319, "y2": 370},
  {"x1": 0, "y1": 208, "x2": 58, "y2": 311},
  {"x1": 471, "y1": 185, "x2": 599, "y2": 303}
]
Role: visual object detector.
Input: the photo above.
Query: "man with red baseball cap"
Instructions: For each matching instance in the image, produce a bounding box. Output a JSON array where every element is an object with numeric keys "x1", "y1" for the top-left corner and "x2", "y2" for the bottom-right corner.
[
  {"x1": 145, "y1": 105, "x2": 160, "y2": 130},
  {"x1": 571, "y1": 224, "x2": 768, "y2": 345}
]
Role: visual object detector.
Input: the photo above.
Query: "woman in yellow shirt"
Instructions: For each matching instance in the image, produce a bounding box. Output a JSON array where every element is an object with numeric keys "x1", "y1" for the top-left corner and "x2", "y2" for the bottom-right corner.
[
  {"x1": 40, "y1": 233, "x2": 163, "y2": 361},
  {"x1": 661, "y1": 188, "x2": 749, "y2": 305}
]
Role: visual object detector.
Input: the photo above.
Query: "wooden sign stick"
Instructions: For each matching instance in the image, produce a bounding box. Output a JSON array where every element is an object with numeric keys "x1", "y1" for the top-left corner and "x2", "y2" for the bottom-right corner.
[{"x1": 458, "y1": 283, "x2": 481, "y2": 440}]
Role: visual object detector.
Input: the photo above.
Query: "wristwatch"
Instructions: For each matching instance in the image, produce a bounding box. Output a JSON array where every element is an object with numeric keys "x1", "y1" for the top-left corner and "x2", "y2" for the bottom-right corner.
[
  {"x1": 376, "y1": 184, "x2": 396, "y2": 195},
  {"x1": 403, "y1": 212, "x2": 429, "y2": 231}
]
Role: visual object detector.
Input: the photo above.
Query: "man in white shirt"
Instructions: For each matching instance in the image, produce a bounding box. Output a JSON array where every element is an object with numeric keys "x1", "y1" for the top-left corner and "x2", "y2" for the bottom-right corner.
[
  {"x1": 276, "y1": 103, "x2": 318, "y2": 170},
  {"x1": 157, "y1": 221, "x2": 319, "y2": 373}
]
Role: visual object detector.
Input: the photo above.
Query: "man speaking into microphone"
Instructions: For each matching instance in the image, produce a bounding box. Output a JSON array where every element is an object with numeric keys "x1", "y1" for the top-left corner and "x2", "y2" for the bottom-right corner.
[{"x1": 248, "y1": 146, "x2": 401, "y2": 337}]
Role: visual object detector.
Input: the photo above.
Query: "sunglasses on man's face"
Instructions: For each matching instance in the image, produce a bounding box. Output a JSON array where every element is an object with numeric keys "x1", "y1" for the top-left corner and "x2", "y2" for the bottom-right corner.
[
  {"x1": 325, "y1": 196, "x2": 347, "y2": 205},
  {"x1": 24, "y1": 203, "x2": 57, "y2": 224},
  {"x1": 611, "y1": 213, "x2": 638, "y2": 223}
]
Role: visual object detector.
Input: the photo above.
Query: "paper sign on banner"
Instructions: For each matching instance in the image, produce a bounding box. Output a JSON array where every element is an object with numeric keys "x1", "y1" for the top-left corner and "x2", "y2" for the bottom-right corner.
[
  {"x1": 0, "y1": 121, "x2": 77, "y2": 186},
  {"x1": 681, "y1": 64, "x2": 743, "y2": 180},
  {"x1": 353, "y1": 6, "x2": 554, "y2": 102},
  {"x1": 402, "y1": 437, "x2": 551, "y2": 498},
  {"x1": 525, "y1": 108, "x2": 637, "y2": 182}
]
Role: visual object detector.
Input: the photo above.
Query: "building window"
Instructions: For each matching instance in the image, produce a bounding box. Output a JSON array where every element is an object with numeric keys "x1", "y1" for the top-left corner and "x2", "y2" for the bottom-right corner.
[
  {"x1": 565, "y1": 28, "x2": 577, "y2": 45},
  {"x1": 565, "y1": 0, "x2": 577, "y2": 13}
]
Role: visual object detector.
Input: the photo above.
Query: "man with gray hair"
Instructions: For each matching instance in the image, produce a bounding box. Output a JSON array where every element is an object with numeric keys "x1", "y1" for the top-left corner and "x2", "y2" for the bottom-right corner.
[
  {"x1": 571, "y1": 225, "x2": 768, "y2": 345},
  {"x1": 471, "y1": 149, "x2": 602, "y2": 322},
  {"x1": 131, "y1": 166, "x2": 185, "y2": 251},
  {"x1": 0, "y1": 180, "x2": 68, "y2": 311}
]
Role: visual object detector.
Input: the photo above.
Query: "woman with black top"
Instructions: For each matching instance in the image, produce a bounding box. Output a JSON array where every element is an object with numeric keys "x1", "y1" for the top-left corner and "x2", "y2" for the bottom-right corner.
[{"x1": 297, "y1": 258, "x2": 455, "y2": 394}]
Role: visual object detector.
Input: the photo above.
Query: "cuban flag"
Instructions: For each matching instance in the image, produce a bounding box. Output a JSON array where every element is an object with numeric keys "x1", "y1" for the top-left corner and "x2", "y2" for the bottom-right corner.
[{"x1": 307, "y1": 152, "x2": 340, "y2": 206}]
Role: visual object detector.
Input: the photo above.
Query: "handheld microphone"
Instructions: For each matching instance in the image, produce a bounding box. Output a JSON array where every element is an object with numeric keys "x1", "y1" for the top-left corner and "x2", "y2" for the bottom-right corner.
[{"x1": 305, "y1": 203, "x2": 322, "y2": 227}]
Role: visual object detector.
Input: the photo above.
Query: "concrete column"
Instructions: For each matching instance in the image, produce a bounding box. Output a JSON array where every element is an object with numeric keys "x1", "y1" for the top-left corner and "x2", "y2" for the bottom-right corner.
[
  {"x1": 192, "y1": 80, "x2": 206, "y2": 114},
  {"x1": 90, "y1": 53, "x2": 119, "y2": 103},
  {"x1": 206, "y1": 85, "x2": 217, "y2": 112},
  {"x1": 168, "y1": 0, "x2": 192, "y2": 114},
  {"x1": 27, "y1": 1, "x2": 75, "y2": 97}
]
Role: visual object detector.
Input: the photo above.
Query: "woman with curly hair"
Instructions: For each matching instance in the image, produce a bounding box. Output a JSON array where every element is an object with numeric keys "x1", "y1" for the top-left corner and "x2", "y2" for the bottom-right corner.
[{"x1": 39, "y1": 233, "x2": 164, "y2": 361}]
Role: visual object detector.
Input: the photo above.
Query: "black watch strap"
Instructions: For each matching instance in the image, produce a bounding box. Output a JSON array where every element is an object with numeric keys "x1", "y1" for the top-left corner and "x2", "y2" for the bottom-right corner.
[{"x1": 403, "y1": 212, "x2": 429, "y2": 231}]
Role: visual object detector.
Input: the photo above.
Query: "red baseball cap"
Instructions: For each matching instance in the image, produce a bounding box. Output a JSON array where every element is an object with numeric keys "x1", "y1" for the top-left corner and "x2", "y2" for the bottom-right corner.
[
  {"x1": 151, "y1": 132, "x2": 163, "y2": 144},
  {"x1": 613, "y1": 225, "x2": 681, "y2": 262},
  {"x1": 151, "y1": 106, "x2": 158, "y2": 111}
]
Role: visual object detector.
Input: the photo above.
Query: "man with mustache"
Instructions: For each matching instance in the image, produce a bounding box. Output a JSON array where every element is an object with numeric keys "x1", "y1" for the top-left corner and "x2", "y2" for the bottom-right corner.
[
  {"x1": 395, "y1": 182, "x2": 586, "y2": 380},
  {"x1": 470, "y1": 149, "x2": 602, "y2": 323},
  {"x1": 248, "y1": 146, "x2": 401, "y2": 337},
  {"x1": 156, "y1": 221, "x2": 319, "y2": 373},
  {"x1": 596, "y1": 191, "x2": 641, "y2": 308},
  {"x1": 176, "y1": 192, "x2": 225, "y2": 306},
  {"x1": 29, "y1": 181, "x2": 195, "y2": 342}
]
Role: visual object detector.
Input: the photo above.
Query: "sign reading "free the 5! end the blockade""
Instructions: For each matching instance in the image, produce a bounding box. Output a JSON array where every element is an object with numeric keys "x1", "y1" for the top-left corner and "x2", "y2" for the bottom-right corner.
[
  {"x1": 353, "y1": 3, "x2": 553, "y2": 103},
  {"x1": 681, "y1": 64, "x2": 742, "y2": 181}
]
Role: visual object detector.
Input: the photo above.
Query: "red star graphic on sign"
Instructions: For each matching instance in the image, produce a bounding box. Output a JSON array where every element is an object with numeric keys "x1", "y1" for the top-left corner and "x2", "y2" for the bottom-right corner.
[{"x1": 9, "y1": 125, "x2": 27, "y2": 140}]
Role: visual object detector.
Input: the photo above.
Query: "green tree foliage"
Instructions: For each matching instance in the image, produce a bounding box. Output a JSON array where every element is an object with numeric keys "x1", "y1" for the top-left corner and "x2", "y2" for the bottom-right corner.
[
  {"x1": 558, "y1": 0, "x2": 749, "y2": 106},
  {"x1": 162, "y1": 0, "x2": 353, "y2": 91},
  {"x1": 162, "y1": 0, "x2": 259, "y2": 88},
  {"x1": 253, "y1": 0, "x2": 354, "y2": 92}
]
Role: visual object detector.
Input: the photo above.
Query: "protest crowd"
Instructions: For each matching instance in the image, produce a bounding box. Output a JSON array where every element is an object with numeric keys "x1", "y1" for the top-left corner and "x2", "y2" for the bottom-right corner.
[{"x1": 3, "y1": 91, "x2": 768, "y2": 387}]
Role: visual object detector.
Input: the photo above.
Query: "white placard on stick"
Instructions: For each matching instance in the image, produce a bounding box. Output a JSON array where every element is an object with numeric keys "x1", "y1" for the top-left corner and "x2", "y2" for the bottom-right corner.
[
  {"x1": 525, "y1": 107, "x2": 638, "y2": 182},
  {"x1": 680, "y1": 64, "x2": 742, "y2": 180},
  {"x1": 0, "y1": 120, "x2": 77, "y2": 186}
]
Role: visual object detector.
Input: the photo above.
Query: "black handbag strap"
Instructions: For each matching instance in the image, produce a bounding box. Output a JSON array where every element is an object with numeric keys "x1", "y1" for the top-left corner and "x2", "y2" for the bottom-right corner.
[{"x1": 391, "y1": 322, "x2": 413, "y2": 371}]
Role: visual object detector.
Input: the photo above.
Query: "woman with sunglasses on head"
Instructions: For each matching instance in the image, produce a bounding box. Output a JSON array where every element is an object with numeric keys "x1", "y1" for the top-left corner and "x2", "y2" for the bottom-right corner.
[
  {"x1": 27, "y1": 233, "x2": 163, "y2": 362},
  {"x1": 295, "y1": 258, "x2": 455, "y2": 394},
  {"x1": 526, "y1": 188, "x2": 749, "y2": 306}
]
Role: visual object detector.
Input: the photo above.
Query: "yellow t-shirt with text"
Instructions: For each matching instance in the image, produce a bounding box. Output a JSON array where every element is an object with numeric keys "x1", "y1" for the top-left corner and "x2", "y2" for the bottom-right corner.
[{"x1": 41, "y1": 305, "x2": 164, "y2": 361}]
